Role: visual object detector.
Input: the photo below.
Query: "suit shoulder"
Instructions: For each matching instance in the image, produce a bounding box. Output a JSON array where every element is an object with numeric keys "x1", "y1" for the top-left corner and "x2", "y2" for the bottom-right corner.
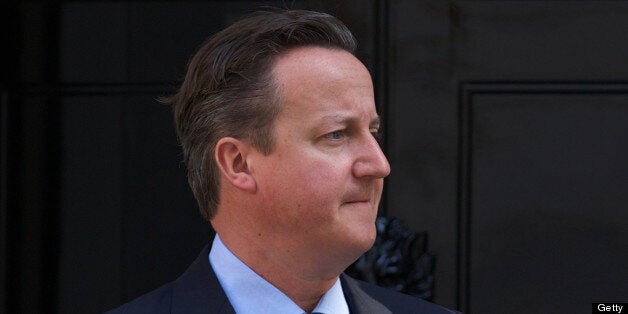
[
  {"x1": 343, "y1": 275, "x2": 458, "y2": 314},
  {"x1": 104, "y1": 282, "x2": 173, "y2": 314}
]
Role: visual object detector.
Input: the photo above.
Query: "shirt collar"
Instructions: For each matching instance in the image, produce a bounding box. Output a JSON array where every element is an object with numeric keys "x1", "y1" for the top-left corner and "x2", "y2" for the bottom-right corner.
[{"x1": 209, "y1": 235, "x2": 349, "y2": 314}]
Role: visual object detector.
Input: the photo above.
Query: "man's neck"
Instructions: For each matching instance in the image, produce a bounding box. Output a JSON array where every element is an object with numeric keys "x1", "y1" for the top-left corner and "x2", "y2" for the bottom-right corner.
[
  {"x1": 215, "y1": 230, "x2": 340, "y2": 312},
  {"x1": 260, "y1": 269, "x2": 336, "y2": 313}
]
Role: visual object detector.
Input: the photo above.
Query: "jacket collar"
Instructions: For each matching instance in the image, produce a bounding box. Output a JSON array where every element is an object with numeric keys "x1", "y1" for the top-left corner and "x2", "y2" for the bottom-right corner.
[
  {"x1": 169, "y1": 242, "x2": 390, "y2": 314},
  {"x1": 170, "y1": 244, "x2": 236, "y2": 314},
  {"x1": 341, "y1": 274, "x2": 392, "y2": 314}
]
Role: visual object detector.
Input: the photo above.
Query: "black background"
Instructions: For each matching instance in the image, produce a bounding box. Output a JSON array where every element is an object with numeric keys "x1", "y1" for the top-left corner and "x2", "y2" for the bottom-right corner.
[{"x1": 2, "y1": 1, "x2": 627, "y2": 313}]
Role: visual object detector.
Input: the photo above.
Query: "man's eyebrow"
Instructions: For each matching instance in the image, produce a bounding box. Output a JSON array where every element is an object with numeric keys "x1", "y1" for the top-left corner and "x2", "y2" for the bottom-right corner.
[{"x1": 319, "y1": 115, "x2": 381, "y2": 126}]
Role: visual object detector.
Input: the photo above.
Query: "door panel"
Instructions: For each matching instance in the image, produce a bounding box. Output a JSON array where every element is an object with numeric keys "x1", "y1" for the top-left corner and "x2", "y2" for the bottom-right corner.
[{"x1": 388, "y1": 1, "x2": 628, "y2": 312}]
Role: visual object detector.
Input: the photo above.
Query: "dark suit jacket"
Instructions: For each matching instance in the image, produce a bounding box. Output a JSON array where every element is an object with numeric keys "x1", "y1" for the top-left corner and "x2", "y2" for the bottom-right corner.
[{"x1": 106, "y1": 245, "x2": 457, "y2": 314}]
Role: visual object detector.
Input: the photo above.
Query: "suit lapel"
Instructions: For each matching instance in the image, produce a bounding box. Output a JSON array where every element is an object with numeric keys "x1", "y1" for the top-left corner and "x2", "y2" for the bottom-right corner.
[
  {"x1": 341, "y1": 274, "x2": 392, "y2": 314},
  {"x1": 170, "y1": 244, "x2": 236, "y2": 314}
]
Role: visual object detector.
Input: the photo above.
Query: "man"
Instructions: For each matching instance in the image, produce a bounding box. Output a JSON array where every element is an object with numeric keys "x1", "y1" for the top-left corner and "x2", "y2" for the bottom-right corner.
[{"x1": 108, "y1": 10, "x2": 456, "y2": 314}]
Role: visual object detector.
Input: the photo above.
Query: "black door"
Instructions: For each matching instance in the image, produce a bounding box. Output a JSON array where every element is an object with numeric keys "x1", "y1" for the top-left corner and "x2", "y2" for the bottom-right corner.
[
  {"x1": 386, "y1": 1, "x2": 628, "y2": 313},
  {"x1": 3, "y1": 1, "x2": 627, "y2": 313}
]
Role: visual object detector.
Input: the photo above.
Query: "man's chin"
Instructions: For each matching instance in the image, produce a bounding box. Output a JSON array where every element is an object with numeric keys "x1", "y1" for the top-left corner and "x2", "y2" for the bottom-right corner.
[{"x1": 348, "y1": 227, "x2": 377, "y2": 257}]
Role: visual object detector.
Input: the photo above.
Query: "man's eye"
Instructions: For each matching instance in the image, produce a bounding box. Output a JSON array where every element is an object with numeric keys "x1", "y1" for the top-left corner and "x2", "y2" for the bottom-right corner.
[
  {"x1": 325, "y1": 130, "x2": 344, "y2": 140},
  {"x1": 370, "y1": 129, "x2": 382, "y2": 142}
]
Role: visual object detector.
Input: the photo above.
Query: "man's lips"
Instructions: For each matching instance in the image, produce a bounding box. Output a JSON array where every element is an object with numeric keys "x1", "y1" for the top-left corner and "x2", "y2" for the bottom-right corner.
[
  {"x1": 344, "y1": 199, "x2": 370, "y2": 204},
  {"x1": 342, "y1": 197, "x2": 372, "y2": 205},
  {"x1": 343, "y1": 187, "x2": 376, "y2": 205}
]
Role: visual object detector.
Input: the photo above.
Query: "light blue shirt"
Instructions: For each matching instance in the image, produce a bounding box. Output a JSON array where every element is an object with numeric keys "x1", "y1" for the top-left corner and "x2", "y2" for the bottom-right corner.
[{"x1": 209, "y1": 235, "x2": 350, "y2": 314}]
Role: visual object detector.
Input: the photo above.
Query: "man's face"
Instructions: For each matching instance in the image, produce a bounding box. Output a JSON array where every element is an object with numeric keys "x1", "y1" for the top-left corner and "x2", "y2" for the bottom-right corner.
[{"x1": 247, "y1": 46, "x2": 390, "y2": 275}]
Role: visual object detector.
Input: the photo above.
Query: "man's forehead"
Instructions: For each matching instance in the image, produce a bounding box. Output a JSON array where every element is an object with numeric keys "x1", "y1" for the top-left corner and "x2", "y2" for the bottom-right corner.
[
  {"x1": 273, "y1": 46, "x2": 368, "y2": 80},
  {"x1": 271, "y1": 46, "x2": 376, "y2": 124}
]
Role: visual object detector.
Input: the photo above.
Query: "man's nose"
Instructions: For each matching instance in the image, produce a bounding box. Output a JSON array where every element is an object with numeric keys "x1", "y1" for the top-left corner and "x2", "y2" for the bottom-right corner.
[{"x1": 352, "y1": 134, "x2": 391, "y2": 179}]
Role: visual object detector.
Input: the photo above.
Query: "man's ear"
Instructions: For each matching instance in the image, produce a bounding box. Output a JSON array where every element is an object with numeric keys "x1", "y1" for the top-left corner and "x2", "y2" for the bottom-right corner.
[{"x1": 214, "y1": 137, "x2": 257, "y2": 193}]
